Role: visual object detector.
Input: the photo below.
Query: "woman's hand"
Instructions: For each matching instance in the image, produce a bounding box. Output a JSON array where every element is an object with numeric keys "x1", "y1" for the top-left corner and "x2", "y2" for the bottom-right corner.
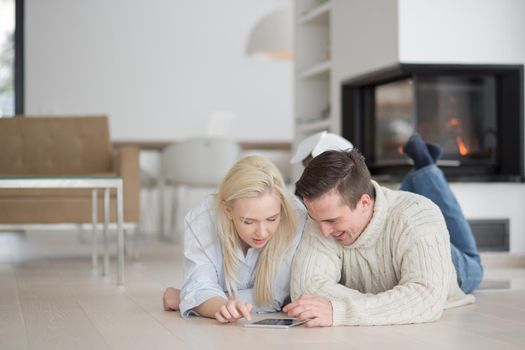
[
  {"x1": 162, "y1": 287, "x2": 181, "y2": 311},
  {"x1": 214, "y1": 300, "x2": 253, "y2": 323}
]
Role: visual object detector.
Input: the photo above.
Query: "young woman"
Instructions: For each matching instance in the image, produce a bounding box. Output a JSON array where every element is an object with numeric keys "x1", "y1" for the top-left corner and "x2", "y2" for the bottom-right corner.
[{"x1": 162, "y1": 155, "x2": 307, "y2": 323}]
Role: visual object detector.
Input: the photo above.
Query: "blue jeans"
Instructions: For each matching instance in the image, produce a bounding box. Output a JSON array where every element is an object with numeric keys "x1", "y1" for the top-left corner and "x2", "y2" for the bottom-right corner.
[{"x1": 400, "y1": 165, "x2": 483, "y2": 293}]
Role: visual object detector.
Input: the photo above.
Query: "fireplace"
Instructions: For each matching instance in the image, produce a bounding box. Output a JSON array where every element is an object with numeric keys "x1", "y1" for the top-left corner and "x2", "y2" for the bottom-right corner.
[{"x1": 342, "y1": 64, "x2": 524, "y2": 182}]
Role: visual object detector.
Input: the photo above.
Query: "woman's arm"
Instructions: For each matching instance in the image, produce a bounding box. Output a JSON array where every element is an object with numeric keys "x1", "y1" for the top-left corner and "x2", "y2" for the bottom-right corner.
[
  {"x1": 193, "y1": 296, "x2": 228, "y2": 318},
  {"x1": 179, "y1": 197, "x2": 254, "y2": 322},
  {"x1": 193, "y1": 296, "x2": 253, "y2": 322},
  {"x1": 179, "y1": 199, "x2": 229, "y2": 317}
]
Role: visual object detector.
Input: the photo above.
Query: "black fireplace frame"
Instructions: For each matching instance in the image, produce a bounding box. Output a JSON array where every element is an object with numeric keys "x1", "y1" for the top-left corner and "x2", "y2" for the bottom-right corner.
[{"x1": 342, "y1": 63, "x2": 524, "y2": 182}]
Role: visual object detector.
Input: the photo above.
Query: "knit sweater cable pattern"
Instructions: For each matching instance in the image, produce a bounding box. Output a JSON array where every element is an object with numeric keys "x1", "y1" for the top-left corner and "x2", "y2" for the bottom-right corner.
[{"x1": 290, "y1": 181, "x2": 475, "y2": 326}]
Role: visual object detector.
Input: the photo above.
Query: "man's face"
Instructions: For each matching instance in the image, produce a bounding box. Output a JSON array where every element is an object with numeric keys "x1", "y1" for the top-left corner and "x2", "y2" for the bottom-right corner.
[{"x1": 304, "y1": 189, "x2": 371, "y2": 246}]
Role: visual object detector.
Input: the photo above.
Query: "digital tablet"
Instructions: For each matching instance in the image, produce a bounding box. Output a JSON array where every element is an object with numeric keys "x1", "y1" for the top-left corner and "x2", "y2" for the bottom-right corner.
[{"x1": 243, "y1": 318, "x2": 307, "y2": 329}]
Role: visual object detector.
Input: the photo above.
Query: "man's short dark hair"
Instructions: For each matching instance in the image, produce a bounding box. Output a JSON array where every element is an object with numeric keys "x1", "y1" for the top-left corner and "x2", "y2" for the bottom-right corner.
[{"x1": 295, "y1": 149, "x2": 375, "y2": 209}]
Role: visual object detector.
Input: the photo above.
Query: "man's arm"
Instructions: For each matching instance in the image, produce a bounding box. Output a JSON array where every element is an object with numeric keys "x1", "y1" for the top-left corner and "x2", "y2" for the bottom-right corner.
[
  {"x1": 332, "y1": 240, "x2": 450, "y2": 326},
  {"x1": 289, "y1": 218, "x2": 452, "y2": 326},
  {"x1": 285, "y1": 219, "x2": 346, "y2": 326},
  {"x1": 290, "y1": 218, "x2": 367, "y2": 299}
]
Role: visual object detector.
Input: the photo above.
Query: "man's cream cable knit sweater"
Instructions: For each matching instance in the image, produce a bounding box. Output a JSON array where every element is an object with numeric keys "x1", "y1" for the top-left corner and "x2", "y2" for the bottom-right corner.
[{"x1": 291, "y1": 181, "x2": 475, "y2": 326}]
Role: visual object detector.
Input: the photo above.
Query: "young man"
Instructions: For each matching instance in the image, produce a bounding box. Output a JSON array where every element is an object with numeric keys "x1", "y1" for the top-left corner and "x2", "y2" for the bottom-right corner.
[{"x1": 284, "y1": 139, "x2": 480, "y2": 327}]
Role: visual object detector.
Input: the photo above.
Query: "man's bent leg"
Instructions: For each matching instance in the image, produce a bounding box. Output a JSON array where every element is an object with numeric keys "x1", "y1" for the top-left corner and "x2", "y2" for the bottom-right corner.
[
  {"x1": 451, "y1": 244, "x2": 483, "y2": 293},
  {"x1": 402, "y1": 165, "x2": 483, "y2": 292}
]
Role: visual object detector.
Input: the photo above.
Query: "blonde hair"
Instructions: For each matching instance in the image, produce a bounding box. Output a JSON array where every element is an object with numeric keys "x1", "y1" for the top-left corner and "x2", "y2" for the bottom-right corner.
[{"x1": 216, "y1": 155, "x2": 297, "y2": 307}]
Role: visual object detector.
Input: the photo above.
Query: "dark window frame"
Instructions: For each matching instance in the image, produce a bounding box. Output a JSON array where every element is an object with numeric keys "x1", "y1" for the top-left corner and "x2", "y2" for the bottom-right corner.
[{"x1": 15, "y1": 0, "x2": 24, "y2": 114}]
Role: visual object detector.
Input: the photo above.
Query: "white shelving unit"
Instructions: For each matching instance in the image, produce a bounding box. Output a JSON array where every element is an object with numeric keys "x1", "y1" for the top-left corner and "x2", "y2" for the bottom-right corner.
[
  {"x1": 299, "y1": 60, "x2": 331, "y2": 79},
  {"x1": 297, "y1": 1, "x2": 330, "y2": 25},
  {"x1": 296, "y1": 118, "x2": 331, "y2": 133},
  {"x1": 293, "y1": 0, "x2": 333, "y2": 178}
]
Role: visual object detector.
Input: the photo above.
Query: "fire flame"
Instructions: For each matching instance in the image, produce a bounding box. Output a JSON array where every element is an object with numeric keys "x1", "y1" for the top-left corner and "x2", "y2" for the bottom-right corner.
[
  {"x1": 446, "y1": 118, "x2": 461, "y2": 128},
  {"x1": 446, "y1": 117, "x2": 469, "y2": 156},
  {"x1": 456, "y1": 137, "x2": 469, "y2": 156}
]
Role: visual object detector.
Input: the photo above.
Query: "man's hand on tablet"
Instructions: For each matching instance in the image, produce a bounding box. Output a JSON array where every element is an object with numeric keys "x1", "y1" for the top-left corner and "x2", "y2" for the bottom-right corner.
[{"x1": 283, "y1": 294, "x2": 333, "y2": 327}]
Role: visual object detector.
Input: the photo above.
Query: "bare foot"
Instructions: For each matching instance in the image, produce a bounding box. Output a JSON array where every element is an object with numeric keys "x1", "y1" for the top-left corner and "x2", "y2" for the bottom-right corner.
[{"x1": 163, "y1": 287, "x2": 181, "y2": 311}]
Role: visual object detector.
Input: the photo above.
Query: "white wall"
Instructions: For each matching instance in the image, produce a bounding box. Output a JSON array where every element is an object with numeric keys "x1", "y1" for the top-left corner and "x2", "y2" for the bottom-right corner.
[
  {"x1": 331, "y1": 0, "x2": 399, "y2": 131},
  {"x1": 451, "y1": 183, "x2": 525, "y2": 253},
  {"x1": 398, "y1": 0, "x2": 525, "y2": 64},
  {"x1": 25, "y1": 0, "x2": 293, "y2": 142}
]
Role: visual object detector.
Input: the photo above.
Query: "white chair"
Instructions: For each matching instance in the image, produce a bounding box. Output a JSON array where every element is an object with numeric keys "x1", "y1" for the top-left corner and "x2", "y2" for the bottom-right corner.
[
  {"x1": 138, "y1": 150, "x2": 161, "y2": 236},
  {"x1": 159, "y1": 137, "x2": 241, "y2": 242}
]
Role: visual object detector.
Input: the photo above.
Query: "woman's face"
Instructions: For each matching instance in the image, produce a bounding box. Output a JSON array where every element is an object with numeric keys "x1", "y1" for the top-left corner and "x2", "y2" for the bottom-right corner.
[{"x1": 225, "y1": 191, "x2": 282, "y2": 252}]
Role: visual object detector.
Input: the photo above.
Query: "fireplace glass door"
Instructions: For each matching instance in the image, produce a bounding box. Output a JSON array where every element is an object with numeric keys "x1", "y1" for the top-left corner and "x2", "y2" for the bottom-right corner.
[
  {"x1": 375, "y1": 75, "x2": 497, "y2": 166},
  {"x1": 342, "y1": 64, "x2": 523, "y2": 182}
]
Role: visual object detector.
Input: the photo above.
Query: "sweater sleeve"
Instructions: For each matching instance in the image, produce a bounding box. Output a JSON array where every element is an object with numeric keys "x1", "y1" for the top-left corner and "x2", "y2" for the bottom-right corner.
[
  {"x1": 290, "y1": 219, "x2": 366, "y2": 303},
  {"x1": 291, "y1": 219, "x2": 452, "y2": 326}
]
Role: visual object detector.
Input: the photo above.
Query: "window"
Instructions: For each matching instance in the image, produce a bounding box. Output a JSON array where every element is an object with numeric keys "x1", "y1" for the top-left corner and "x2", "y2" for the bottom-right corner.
[{"x1": 0, "y1": 0, "x2": 22, "y2": 116}]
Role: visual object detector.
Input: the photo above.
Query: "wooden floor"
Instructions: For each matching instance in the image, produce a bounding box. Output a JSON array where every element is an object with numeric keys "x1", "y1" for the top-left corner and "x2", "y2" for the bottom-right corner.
[{"x1": 1, "y1": 230, "x2": 525, "y2": 350}]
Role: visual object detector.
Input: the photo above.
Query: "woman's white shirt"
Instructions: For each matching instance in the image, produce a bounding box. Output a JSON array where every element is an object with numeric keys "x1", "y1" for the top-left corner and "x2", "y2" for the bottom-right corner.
[{"x1": 179, "y1": 194, "x2": 307, "y2": 318}]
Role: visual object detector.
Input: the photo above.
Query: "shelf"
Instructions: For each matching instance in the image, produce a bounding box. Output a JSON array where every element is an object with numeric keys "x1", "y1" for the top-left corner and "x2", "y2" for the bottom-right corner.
[
  {"x1": 296, "y1": 118, "x2": 331, "y2": 133},
  {"x1": 298, "y1": 1, "x2": 331, "y2": 25},
  {"x1": 294, "y1": 0, "x2": 333, "y2": 171},
  {"x1": 299, "y1": 60, "x2": 331, "y2": 79}
]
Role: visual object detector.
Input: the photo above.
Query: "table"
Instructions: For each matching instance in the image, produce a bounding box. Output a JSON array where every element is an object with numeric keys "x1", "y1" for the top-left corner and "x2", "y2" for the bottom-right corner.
[{"x1": 0, "y1": 176, "x2": 125, "y2": 286}]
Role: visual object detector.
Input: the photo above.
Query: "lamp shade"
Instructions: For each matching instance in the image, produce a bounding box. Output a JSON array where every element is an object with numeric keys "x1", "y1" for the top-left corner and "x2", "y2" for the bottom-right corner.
[{"x1": 246, "y1": 8, "x2": 293, "y2": 60}]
